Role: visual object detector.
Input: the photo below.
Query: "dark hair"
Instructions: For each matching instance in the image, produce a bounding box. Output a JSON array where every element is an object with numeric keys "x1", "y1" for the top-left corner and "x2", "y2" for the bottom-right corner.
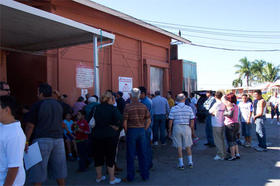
[
  {"x1": 215, "y1": 91, "x2": 223, "y2": 99},
  {"x1": 139, "y1": 87, "x2": 147, "y2": 95},
  {"x1": 63, "y1": 112, "x2": 72, "y2": 119},
  {"x1": 182, "y1": 91, "x2": 188, "y2": 97},
  {"x1": 155, "y1": 91, "x2": 160, "y2": 96},
  {"x1": 0, "y1": 95, "x2": 17, "y2": 117},
  {"x1": 225, "y1": 92, "x2": 237, "y2": 104},
  {"x1": 168, "y1": 91, "x2": 172, "y2": 96},
  {"x1": 77, "y1": 96, "x2": 84, "y2": 102},
  {"x1": 93, "y1": 95, "x2": 99, "y2": 102},
  {"x1": 117, "y1": 91, "x2": 123, "y2": 97},
  {"x1": 78, "y1": 110, "x2": 86, "y2": 116},
  {"x1": 190, "y1": 92, "x2": 195, "y2": 97},
  {"x1": 39, "y1": 83, "x2": 52, "y2": 97},
  {"x1": 62, "y1": 94, "x2": 68, "y2": 98},
  {"x1": 254, "y1": 90, "x2": 262, "y2": 95},
  {"x1": 242, "y1": 94, "x2": 248, "y2": 97}
]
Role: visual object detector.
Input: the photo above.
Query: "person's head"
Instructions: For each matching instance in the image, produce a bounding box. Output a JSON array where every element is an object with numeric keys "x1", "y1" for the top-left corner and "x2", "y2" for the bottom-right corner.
[
  {"x1": 38, "y1": 83, "x2": 52, "y2": 99},
  {"x1": 116, "y1": 91, "x2": 123, "y2": 99},
  {"x1": 176, "y1": 93, "x2": 186, "y2": 103},
  {"x1": 206, "y1": 90, "x2": 212, "y2": 98},
  {"x1": 190, "y1": 92, "x2": 195, "y2": 98},
  {"x1": 101, "y1": 91, "x2": 114, "y2": 105},
  {"x1": 77, "y1": 96, "x2": 84, "y2": 102},
  {"x1": 167, "y1": 91, "x2": 172, "y2": 99},
  {"x1": 77, "y1": 110, "x2": 86, "y2": 120},
  {"x1": 0, "y1": 82, "x2": 10, "y2": 96},
  {"x1": 85, "y1": 93, "x2": 91, "y2": 100},
  {"x1": 242, "y1": 94, "x2": 248, "y2": 103},
  {"x1": 0, "y1": 95, "x2": 17, "y2": 123},
  {"x1": 151, "y1": 94, "x2": 155, "y2": 98},
  {"x1": 253, "y1": 90, "x2": 262, "y2": 100},
  {"x1": 225, "y1": 92, "x2": 237, "y2": 104},
  {"x1": 88, "y1": 97, "x2": 97, "y2": 104},
  {"x1": 138, "y1": 86, "x2": 147, "y2": 99},
  {"x1": 130, "y1": 88, "x2": 141, "y2": 101},
  {"x1": 64, "y1": 112, "x2": 72, "y2": 121},
  {"x1": 215, "y1": 91, "x2": 223, "y2": 100},
  {"x1": 155, "y1": 90, "x2": 161, "y2": 96},
  {"x1": 93, "y1": 95, "x2": 99, "y2": 102},
  {"x1": 182, "y1": 91, "x2": 188, "y2": 98}
]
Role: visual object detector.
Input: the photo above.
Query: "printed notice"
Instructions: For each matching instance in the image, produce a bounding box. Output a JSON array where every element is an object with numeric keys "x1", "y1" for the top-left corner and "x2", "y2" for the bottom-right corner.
[{"x1": 76, "y1": 65, "x2": 94, "y2": 88}]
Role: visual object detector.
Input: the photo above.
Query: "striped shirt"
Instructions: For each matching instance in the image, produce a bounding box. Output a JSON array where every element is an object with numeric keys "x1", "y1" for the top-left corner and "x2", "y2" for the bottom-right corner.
[
  {"x1": 169, "y1": 103, "x2": 195, "y2": 125},
  {"x1": 123, "y1": 102, "x2": 150, "y2": 128}
]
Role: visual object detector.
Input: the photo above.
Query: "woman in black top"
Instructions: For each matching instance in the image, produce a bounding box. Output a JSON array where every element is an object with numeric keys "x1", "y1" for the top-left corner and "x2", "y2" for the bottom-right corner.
[{"x1": 93, "y1": 91, "x2": 122, "y2": 184}]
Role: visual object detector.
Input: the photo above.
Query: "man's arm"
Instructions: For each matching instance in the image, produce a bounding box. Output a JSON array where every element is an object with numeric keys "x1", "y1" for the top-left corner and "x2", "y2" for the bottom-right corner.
[
  {"x1": 25, "y1": 122, "x2": 35, "y2": 151},
  {"x1": 123, "y1": 120, "x2": 128, "y2": 133},
  {"x1": 168, "y1": 119, "x2": 173, "y2": 137},
  {"x1": 4, "y1": 167, "x2": 19, "y2": 186},
  {"x1": 190, "y1": 119, "x2": 194, "y2": 129},
  {"x1": 145, "y1": 118, "x2": 151, "y2": 130}
]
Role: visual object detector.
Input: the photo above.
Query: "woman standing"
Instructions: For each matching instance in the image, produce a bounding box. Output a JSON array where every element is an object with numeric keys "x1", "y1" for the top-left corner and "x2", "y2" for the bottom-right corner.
[
  {"x1": 92, "y1": 91, "x2": 122, "y2": 185},
  {"x1": 222, "y1": 92, "x2": 240, "y2": 161}
]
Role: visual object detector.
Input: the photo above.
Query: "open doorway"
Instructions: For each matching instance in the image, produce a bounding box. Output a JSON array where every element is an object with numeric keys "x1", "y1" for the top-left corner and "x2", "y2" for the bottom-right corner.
[
  {"x1": 6, "y1": 52, "x2": 47, "y2": 106},
  {"x1": 150, "y1": 66, "x2": 163, "y2": 95}
]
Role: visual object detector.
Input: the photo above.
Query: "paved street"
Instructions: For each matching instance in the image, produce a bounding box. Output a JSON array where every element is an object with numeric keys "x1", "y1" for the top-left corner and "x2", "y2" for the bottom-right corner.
[{"x1": 43, "y1": 116, "x2": 280, "y2": 186}]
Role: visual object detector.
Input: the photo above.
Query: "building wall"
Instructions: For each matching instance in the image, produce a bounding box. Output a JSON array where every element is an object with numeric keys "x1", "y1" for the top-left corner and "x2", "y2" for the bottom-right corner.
[{"x1": 171, "y1": 60, "x2": 183, "y2": 96}]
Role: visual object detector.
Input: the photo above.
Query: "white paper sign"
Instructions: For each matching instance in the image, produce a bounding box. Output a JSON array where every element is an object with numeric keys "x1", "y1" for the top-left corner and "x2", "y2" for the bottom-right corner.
[
  {"x1": 119, "y1": 77, "x2": 133, "y2": 100},
  {"x1": 24, "y1": 142, "x2": 42, "y2": 170},
  {"x1": 81, "y1": 89, "x2": 88, "y2": 100},
  {"x1": 76, "y1": 65, "x2": 94, "y2": 88}
]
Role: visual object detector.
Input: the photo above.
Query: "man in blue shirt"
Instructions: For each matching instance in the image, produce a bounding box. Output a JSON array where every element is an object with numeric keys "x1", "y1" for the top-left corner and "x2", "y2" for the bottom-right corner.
[
  {"x1": 139, "y1": 87, "x2": 153, "y2": 169},
  {"x1": 152, "y1": 90, "x2": 170, "y2": 145},
  {"x1": 203, "y1": 90, "x2": 216, "y2": 147}
]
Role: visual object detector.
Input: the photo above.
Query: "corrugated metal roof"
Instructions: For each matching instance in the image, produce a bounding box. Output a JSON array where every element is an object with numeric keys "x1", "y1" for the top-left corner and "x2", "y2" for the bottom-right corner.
[{"x1": 73, "y1": 0, "x2": 191, "y2": 44}]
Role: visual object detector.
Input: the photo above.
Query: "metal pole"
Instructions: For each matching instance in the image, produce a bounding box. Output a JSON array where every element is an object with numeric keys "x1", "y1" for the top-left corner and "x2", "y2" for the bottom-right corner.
[{"x1": 93, "y1": 36, "x2": 100, "y2": 98}]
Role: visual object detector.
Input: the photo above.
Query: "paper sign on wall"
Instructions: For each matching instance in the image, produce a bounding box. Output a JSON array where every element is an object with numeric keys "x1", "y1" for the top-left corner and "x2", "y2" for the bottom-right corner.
[
  {"x1": 81, "y1": 89, "x2": 88, "y2": 100},
  {"x1": 76, "y1": 65, "x2": 94, "y2": 88},
  {"x1": 119, "y1": 77, "x2": 133, "y2": 100}
]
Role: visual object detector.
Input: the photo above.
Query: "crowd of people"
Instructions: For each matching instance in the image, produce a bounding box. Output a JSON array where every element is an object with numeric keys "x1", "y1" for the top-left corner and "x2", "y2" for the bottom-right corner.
[{"x1": 0, "y1": 81, "x2": 277, "y2": 185}]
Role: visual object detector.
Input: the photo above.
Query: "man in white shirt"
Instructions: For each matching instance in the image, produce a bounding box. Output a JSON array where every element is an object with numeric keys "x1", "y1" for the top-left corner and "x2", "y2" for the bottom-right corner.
[
  {"x1": 269, "y1": 92, "x2": 279, "y2": 125},
  {"x1": 0, "y1": 95, "x2": 26, "y2": 186},
  {"x1": 209, "y1": 91, "x2": 226, "y2": 160},
  {"x1": 238, "y1": 94, "x2": 253, "y2": 147},
  {"x1": 168, "y1": 93, "x2": 195, "y2": 169}
]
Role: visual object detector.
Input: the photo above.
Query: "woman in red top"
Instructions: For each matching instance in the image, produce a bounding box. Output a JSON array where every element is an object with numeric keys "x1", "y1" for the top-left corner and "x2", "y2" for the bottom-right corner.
[{"x1": 72, "y1": 110, "x2": 90, "y2": 172}]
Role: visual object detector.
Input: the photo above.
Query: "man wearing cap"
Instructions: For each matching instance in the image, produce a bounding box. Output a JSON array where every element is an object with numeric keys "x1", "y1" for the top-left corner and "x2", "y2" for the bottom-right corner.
[
  {"x1": 168, "y1": 93, "x2": 195, "y2": 169},
  {"x1": 123, "y1": 88, "x2": 151, "y2": 182}
]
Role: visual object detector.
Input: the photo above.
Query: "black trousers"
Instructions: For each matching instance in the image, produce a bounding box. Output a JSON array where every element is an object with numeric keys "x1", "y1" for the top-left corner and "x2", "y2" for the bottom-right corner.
[{"x1": 77, "y1": 140, "x2": 89, "y2": 171}]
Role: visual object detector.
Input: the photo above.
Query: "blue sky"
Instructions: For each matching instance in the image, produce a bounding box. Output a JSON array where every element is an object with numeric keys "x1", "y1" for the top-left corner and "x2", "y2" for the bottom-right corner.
[{"x1": 92, "y1": 0, "x2": 280, "y2": 90}]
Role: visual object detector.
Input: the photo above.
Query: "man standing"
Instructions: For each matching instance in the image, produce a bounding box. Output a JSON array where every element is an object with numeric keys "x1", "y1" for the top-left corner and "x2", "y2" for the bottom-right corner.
[
  {"x1": 238, "y1": 94, "x2": 253, "y2": 147},
  {"x1": 253, "y1": 90, "x2": 267, "y2": 152},
  {"x1": 168, "y1": 93, "x2": 195, "y2": 169},
  {"x1": 269, "y1": 92, "x2": 279, "y2": 125},
  {"x1": 123, "y1": 88, "x2": 151, "y2": 182},
  {"x1": 116, "y1": 91, "x2": 126, "y2": 115},
  {"x1": 203, "y1": 90, "x2": 216, "y2": 147},
  {"x1": 209, "y1": 91, "x2": 226, "y2": 160},
  {"x1": 152, "y1": 91, "x2": 169, "y2": 145},
  {"x1": 25, "y1": 83, "x2": 67, "y2": 185},
  {"x1": 139, "y1": 86, "x2": 153, "y2": 169}
]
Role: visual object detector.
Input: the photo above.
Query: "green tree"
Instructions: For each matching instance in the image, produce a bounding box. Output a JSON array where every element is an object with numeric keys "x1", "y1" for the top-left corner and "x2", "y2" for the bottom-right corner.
[
  {"x1": 251, "y1": 60, "x2": 266, "y2": 83},
  {"x1": 232, "y1": 78, "x2": 243, "y2": 88},
  {"x1": 262, "y1": 63, "x2": 280, "y2": 82},
  {"x1": 234, "y1": 57, "x2": 252, "y2": 86}
]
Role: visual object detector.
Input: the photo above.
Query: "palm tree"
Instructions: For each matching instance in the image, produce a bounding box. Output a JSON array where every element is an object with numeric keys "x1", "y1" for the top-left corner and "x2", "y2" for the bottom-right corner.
[
  {"x1": 262, "y1": 63, "x2": 280, "y2": 82},
  {"x1": 234, "y1": 57, "x2": 252, "y2": 86},
  {"x1": 232, "y1": 78, "x2": 243, "y2": 88},
  {"x1": 251, "y1": 60, "x2": 266, "y2": 83}
]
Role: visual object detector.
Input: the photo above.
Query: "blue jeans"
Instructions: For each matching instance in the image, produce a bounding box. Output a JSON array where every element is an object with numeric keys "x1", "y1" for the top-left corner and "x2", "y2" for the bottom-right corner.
[
  {"x1": 145, "y1": 128, "x2": 153, "y2": 169},
  {"x1": 153, "y1": 114, "x2": 166, "y2": 144},
  {"x1": 76, "y1": 140, "x2": 89, "y2": 171},
  {"x1": 205, "y1": 115, "x2": 214, "y2": 145},
  {"x1": 255, "y1": 118, "x2": 267, "y2": 149},
  {"x1": 126, "y1": 128, "x2": 149, "y2": 181}
]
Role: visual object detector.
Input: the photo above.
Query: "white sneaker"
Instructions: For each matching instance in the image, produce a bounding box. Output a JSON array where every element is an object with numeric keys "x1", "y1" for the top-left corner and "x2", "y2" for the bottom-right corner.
[
  {"x1": 109, "y1": 178, "x2": 121, "y2": 185},
  {"x1": 153, "y1": 141, "x2": 159, "y2": 146},
  {"x1": 213, "y1": 155, "x2": 224, "y2": 160},
  {"x1": 96, "y1": 176, "x2": 106, "y2": 183},
  {"x1": 254, "y1": 146, "x2": 265, "y2": 152},
  {"x1": 277, "y1": 122, "x2": 280, "y2": 126}
]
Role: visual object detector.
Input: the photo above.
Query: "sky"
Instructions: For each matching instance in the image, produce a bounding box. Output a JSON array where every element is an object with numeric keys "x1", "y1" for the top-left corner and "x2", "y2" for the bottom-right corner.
[{"x1": 92, "y1": 0, "x2": 280, "y2": 90}]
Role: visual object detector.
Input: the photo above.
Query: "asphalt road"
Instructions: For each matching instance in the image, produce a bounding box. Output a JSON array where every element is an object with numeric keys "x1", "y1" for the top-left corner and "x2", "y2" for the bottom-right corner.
[{"x1": 41, "y1": 115, "x2": 280, "y2": 186}]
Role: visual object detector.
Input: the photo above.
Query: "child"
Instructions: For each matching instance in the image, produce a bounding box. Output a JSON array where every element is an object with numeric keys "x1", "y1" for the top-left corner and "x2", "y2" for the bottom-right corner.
[
  {"x1": 63, "y1": 112, "x2": 78, "y2": 161},
  {"x1": 0, "y1": 95, "x2": 26, "y2": 186},
  {"x1": 72, "y1": 110, "x2": 90, "y2": 172}
]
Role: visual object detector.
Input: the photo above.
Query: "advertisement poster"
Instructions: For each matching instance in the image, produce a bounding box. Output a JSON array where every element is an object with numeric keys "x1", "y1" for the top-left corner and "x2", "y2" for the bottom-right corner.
[
  {"x1": 76, "y1": 65, "x2": 94, "y2": 89},
  {"x1": 119, "y1": 77, "x2": 133, "y2": 100}
]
